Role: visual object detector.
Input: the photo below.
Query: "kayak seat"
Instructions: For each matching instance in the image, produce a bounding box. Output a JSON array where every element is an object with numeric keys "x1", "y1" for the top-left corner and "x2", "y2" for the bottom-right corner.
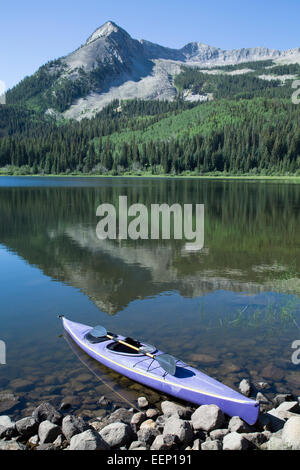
[{"x1": 84, "y1": 331, "x2": 116, "y2": 344}]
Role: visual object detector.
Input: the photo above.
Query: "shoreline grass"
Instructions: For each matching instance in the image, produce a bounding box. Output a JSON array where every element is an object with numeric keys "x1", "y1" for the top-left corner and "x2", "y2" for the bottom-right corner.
[{"x1": 1, "y1": 172, "x2": 300, "y2": 182}]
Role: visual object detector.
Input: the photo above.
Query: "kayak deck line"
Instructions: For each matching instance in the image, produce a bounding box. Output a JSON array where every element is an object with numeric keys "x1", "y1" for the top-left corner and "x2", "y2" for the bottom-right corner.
[{"x1": 63, "y1": 318, "x2": 257, "y2": 407}]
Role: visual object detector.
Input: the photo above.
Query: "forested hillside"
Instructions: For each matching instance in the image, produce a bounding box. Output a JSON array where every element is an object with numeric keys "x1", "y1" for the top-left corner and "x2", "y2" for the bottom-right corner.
[{"x1": 1, "y1": 60, "x2": 300, "y2": 176}]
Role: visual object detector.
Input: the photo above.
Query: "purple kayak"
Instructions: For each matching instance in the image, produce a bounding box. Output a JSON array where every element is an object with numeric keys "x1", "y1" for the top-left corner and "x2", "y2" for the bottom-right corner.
[{"x1": 61, "y1": 317, "x2": 259, "y2": 425}]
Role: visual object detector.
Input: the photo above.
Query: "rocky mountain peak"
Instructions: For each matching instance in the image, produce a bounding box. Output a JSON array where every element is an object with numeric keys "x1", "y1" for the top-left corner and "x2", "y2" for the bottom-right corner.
[{"x1": 85, "y1": 21, "x2": 130, "y2": 45}]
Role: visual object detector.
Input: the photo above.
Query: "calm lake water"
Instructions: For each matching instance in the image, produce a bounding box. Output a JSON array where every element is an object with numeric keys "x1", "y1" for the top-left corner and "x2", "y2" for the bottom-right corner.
[{"x1": 0, "y1": 176, "x2": 300, "y2": 418}]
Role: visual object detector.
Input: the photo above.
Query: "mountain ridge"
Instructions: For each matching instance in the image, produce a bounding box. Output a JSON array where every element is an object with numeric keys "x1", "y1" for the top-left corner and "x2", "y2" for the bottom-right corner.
[{"x1": 7, "y1": 21, "x2": 300, "y2": 119}]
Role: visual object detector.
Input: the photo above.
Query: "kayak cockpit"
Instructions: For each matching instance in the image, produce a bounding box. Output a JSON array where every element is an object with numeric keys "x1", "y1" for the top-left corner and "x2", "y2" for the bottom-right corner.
[{"x1": 106, "y1": 341, "x2": 157, "y2": 357}]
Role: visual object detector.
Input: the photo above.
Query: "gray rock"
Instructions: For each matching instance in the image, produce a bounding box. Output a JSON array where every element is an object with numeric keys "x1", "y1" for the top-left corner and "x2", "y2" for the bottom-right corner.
[
  {"x1": 201, "y1": 440, "x2": 222, "y2": 450},
  {"x1": 256, "y1": 392, "x2": 273, "y2": 411},
  {"x1": 267, "y1": 435, "x2": 286, "y2": 450},
  {"x1": 210, "y1": 429, "x2": 230, "y2": 440},
  {"x1": 98, "y1": 396, "x2": 110, "y2": 407},
  {"x1": 129, "y1": 441, "x2": 147, "y2": 450},
  {"x1": 273, "y1": 394, "x2": 294, "y2": 407},
  {"x1": 0, "y1": 439, "x2": 25, "y2": 450},
  {"x1": 151, "y1": 434, "x2": 178, "y2": 450},
  {"x1": 146, "y1": 408, "x2": 160, "y2": 420},
  {"x1": 255, "y1": 382, "x2": 270, "y2": 390},
  {"x1": 191, "y1": 405, "x2": 225, "y2": 432},
  {"x1": 60, "y1": 395, "x2": 81, "y2": 410},
  {"x1": 53, "y1": 434, "x2": 65, "y2": 448},
  {"x1": 38, "y1": 420, "x2": 61, "y2": 444},
  {"x1": 163, "y1": 417, "x2": 193, "y2": 445},
  {"x1": 239, "y1": 379, "x2": 252, "y2": 397},
  {"x1": 137, "y1": 427, "x2": 160, "y2": 446},
  {"x1": 27, "y1": 434, "x2": 39, "y2": 447},
  {"x1": 137, "y1": 397, "x2": 149, "y2": 409},
  {"x1": 282, "y1": 416, "x2": 300, "y2": 450},
  {"x1": 223, "y1": 432, "x2": 249, "y2": 450},
  {"x1": 106, "y1": 407, "x2": 134, "y2": 425},
  {"x1": 131, "y1": 412, "x2": 147, "y2": 429},
  {"x1": 228, "y1": 416, "x2": 253, "y2": 433},
  {"x1": 70, "y1": 429, "x2": 109, "y2": 450},
  {"x1": 192, "y1": 438, "x2": 202, "y2": 450},
  {"x1": 241, "y1": 431, "x2": 270, "y2": 449},
  {"x1": 62, "y1": 415, "x2": 90, "y2": 440},
  {"x1": 276, "y1": 401, "x2": 300, "y2": 414},
  {"x1": 161, "y1": 401, "x2": 192, "y2": 420},
  {"x1": 0, "y1": 393, "x2": 20, "y2": 414},
  {"x1": 99, "y1": 422, "x2": 133, "y2": 448},
  {"x1": 33, "y1": 402, "x2": 62, "y2": 425},
  {"x1": 15, "y1": 417, "x2": 39, "y2": 439},
  {"x1": 0, "y1": 415, "x2": 16, "y2": 439},
  {"x1": 140, "y1": 419, "x2": 156, "y2": 430},
  {"x1": 257, "y1": 410, "x2": 285, "y2": 432},
  {"x1": 36, "y1": 443, "x2": 56, "y2": 451},
  {"x1": 155, "y1": 415, "x2": 167, "y2": 432}
]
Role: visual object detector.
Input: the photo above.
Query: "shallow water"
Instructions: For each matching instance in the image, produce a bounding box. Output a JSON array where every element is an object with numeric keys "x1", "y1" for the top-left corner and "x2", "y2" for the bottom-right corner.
[{"x1": 0, "y1": 176, "x2": 299, "y2": 419}]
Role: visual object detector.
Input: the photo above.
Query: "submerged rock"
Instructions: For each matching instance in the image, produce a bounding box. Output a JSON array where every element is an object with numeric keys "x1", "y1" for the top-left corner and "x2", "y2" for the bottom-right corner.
[
  {"x1": 0, "y1": 393, "x2": 20, "y2": 413},
  {"x1": 33, "y1": 402, "x2": 62, "y2": 425}
]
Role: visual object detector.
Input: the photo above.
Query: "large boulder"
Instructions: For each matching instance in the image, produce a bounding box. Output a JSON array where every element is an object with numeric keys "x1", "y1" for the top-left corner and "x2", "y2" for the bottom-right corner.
[
  {"x1": 99, "y1": 422, "x2": 133, "y2": 448},
  {"x1": 191, "y1": 405, "x2": 225, "y2": 432},
  {"x1": 70, "y1": 429, "x2": 109, "y2": 450}
]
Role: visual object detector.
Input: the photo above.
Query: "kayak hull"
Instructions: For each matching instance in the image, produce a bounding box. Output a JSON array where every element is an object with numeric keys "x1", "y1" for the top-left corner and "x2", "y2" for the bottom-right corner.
[{"x1": 62, "y1": 317, "x2": 259, "y2": 425}]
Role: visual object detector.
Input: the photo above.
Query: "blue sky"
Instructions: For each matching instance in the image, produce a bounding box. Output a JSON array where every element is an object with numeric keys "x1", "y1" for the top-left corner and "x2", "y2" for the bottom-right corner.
[{"x1": 1, "y1": 0, "x2": 299, "y2": 89}]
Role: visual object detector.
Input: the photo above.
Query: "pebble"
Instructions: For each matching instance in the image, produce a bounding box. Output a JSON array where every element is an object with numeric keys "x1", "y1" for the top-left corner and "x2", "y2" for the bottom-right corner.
[
  {"x1": 239, "y1": 379, "x2": 252, "y2": 397},
  {"x1": 137, "y1": 397, "x2": 149, "y2": 409}
]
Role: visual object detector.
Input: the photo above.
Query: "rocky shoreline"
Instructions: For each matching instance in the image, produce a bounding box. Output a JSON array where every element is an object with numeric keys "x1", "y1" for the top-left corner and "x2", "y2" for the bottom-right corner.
[{"x1": 1, "y1": 379, "x2": 300, "y2": 451}]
